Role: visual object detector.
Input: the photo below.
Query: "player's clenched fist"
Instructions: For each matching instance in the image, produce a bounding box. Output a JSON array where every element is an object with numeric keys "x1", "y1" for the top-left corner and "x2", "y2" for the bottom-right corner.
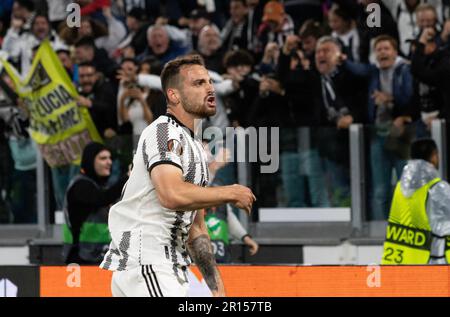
[{"x1": 227, "y1": 184, "x2": 256, "y2": 215}]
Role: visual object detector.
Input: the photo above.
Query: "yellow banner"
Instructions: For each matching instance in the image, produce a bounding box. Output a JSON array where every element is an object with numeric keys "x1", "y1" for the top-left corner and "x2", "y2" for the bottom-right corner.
[{"x1": 1, "y1": 40, "x2": 102, "y2": 167}]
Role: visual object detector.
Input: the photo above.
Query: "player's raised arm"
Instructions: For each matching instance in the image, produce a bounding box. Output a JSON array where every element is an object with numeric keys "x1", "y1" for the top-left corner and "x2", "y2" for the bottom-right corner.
[
  {"x1": 150, "y1": 164, "x2": 255, "y2": 213},
  {"x1": 187, "y1": 209, "x2": 225, "y2": 297}
]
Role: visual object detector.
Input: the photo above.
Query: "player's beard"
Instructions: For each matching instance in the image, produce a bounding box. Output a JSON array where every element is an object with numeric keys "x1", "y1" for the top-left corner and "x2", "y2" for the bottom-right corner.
[{"x1": 180, "y1": 92, "x2": 216, "y2": 118}]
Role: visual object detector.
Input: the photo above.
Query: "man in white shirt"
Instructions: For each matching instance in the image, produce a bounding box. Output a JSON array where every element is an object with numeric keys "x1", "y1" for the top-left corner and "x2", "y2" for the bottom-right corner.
[{"x1": 100, "y1": 55, "x2": 255, "y2": 297}]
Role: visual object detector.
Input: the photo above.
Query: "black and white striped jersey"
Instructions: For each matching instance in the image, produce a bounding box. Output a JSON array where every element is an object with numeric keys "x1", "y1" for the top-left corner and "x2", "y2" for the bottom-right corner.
[{"x1": 100, "y1": 114, "x2": 209, "y2": 281}]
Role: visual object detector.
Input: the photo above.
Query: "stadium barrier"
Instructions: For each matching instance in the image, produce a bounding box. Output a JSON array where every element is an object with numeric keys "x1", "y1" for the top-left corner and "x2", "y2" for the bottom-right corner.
[
  {"x1": 36, "y1": 265, "x2": 450, "y2": 297},
  {"x1": 2, "y1": 265, "x2": 449, "y2": 297}
]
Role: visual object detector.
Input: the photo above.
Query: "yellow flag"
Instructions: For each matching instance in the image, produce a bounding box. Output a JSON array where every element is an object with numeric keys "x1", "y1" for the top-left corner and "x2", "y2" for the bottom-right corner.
[{"x1": 1, "y1": 40, "x2": 103, "y2": 167}]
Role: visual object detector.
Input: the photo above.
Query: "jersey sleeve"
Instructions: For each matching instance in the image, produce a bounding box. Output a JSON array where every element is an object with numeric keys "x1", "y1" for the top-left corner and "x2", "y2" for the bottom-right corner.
[{"x1": 143, "y1": 121, "x2": 184, "y2": 173}]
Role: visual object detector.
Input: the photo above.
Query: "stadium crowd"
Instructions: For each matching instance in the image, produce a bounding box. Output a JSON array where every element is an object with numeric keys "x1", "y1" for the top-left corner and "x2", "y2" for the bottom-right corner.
[{"x1": 0, "y1": 0, "x2": 450, "y2": 229}]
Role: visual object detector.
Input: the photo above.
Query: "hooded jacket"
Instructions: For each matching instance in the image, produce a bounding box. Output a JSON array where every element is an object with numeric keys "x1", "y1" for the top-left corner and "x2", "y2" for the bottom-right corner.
[
  {"x1": 63, "y1": 142, "x2": 127, "y2": 263},
  {"x1": 399, "y1": 159, "x2": 450, "y2": 263}
]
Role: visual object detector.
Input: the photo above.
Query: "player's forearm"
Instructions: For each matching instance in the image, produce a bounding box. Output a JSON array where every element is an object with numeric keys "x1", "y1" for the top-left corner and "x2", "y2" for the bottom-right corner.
[
  {"x1": 187, "y1": 234, "x2": 225, "y2": 296},
  {"x1": 160, "y1": 183, "x2": 235, "y2": 211}
]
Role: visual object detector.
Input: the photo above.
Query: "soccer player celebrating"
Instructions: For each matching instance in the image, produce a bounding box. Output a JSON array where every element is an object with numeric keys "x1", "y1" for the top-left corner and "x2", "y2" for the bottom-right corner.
[{"x1": 100, "y1": 55, "x2": 256, "y2": 297}]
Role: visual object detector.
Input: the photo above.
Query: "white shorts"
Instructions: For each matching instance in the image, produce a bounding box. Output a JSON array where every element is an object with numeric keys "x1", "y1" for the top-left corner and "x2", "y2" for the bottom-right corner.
[{"x1": 111, "y1": 264, "x2": 189, "y2": 297}]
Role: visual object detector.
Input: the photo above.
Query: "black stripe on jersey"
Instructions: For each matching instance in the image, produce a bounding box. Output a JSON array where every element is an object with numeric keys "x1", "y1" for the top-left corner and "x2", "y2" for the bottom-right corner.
[
  {"x1": 117, "y1": 231, "x2": 131, "y2": 271},
  {"x1": 149, "y1": 265, "x2": 164, "y2": 297},
  {"x1": 141, "y1": 265, "x2": 154, "y2": 297},
  {"x1": 142, "y1": 139, "x2": 150, "y2": 169},
  {"x1": 156, "y1": 122, "x2": 170, "y2": 161},
  {"x1": 145, "y1": 265, "x2": 162, "y2": 297},
  {"x1": 184, "y1": 138, "x2": 196, "y2": 184}
]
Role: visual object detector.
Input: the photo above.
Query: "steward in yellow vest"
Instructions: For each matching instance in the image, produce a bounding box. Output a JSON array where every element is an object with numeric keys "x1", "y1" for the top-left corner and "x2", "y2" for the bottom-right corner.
[{"x1": 382, "y1": 139, "x2": 450, "y2": 264}]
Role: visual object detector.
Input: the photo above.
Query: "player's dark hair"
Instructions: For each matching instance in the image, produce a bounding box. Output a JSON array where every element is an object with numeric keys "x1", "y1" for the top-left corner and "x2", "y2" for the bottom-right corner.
[
  {"x1": 160, "y1": 55, "x2": 205, "y2": 100},
  {"x1": 410, "y1": 138, "x2": 438, "y2": 162}
]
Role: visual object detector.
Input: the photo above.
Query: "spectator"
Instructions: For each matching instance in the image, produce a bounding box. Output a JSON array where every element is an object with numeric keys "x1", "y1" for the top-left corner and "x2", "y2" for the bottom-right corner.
[
  {"x1": 223, "y1": 49, "x2": 260, "y2": 127},
  {"x1": 411, "y1": 26, "x2": 450, "y2": 137},
  {"x1": 298, "y1": 19, "x2": 325, "y2": 64},
  {"x1": 2, "y1": 13, "x2": 66, "y2": 76},
  {"x1": 46, "y1": 0, "x2": 71, "y2": 30},
  {"x1": 255, "y1": 1, "x2": 295, "y2": 55},
  {"x1": 382, "y1": 0, "x2": 421, "y2": 56},
  {"x1": 197, "y1": 24, "x2": 225, "y2": 73},
  {"x1": 116, "y1": 8, "x2": 151, "y2": 57},
  {"x1": 60, "y1": 7, "x2": 126, "y2": 57},
  {"x1": 344, "y1": 35, "x2": 415, "y2": 220},
  {"x1": 76, "y1": 62, "x2": 118, "y2": 140},
  {"x1": 411, "y1": 26, "x2": 450, "y2": 150},
  {"x1": 9, "y1": 0, "x2": 35, "y2": 33},
  {"x1": 138, "y1": 24, "x2": 189, "y2": 64},
  {"x1": 56, "y1": 48, "x2": 78, "y2": 85},
  {"x1": 276, "y1": 33, "x2": 330, "y2": 208},
  {"x1": 0, "y1": 74, "x2": 37, "y2": 223},
  {"x1": 188, "y1": 8, "x2": 213, "y2": 51},
  {"x1": 221, "y1": 0, "x2": 251, "y2": 51},
  {"x1": 63, "y1": 142, "x2": 128, "y2": 264},
  {"x1": 357, "y1": 0, "x2": 399, "y2": 63},
  {"x1": 314, "y1": 36, "x2": 367, "y2": 206},
  {"x1": 328, "y1": 3, "x2": 362, "y2": 62},
  {"x1": 117, "y1": 58, "x2": 153, "y2": 148},
  {"x1": 245, "y1": 0, "x2": 266, "y2": 51},
  {"x1": 74, "y1": 36, "x2": 119, "y2": 82}
]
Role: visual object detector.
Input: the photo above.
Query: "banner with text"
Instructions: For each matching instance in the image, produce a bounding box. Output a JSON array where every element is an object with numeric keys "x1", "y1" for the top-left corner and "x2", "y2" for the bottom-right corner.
[{"x1": 1, "y1": 40, "x2": 102, "y2": 167}]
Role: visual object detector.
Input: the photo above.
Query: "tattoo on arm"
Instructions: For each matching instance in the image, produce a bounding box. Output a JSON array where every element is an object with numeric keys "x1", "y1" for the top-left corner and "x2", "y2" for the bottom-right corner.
[{"x1": 188, "y1": 234, "x2": 219, "y2": 292}]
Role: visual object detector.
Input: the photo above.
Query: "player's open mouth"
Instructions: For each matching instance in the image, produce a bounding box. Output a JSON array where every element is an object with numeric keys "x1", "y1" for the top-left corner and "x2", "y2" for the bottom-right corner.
[{"x1": 206, "y1": 95, "x2": 216, "y2": 108}]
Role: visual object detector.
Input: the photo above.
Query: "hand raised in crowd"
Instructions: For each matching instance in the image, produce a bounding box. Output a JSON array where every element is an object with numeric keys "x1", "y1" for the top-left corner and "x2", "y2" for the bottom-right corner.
[
  {"x1": 419, "y1": 27, "x2": 436, "y2": 45},
  {"x1": 262, "y1": 42, "x2": 280, "y2": 64},
  {"x1": 76, "y1": 96, "x2": 93, "y2": 108},
  {"x1": 259, "y1": 77, "x2": 284, "y2": 96},
  {"x1": 11, "y1": 17, "x2": 24, "y2": 31},
  {"x1": 122, "y1": 87, "x2": 144, "y2": 101},
  {"x1": 155, "y1": 17, "x2": 169, "y2": 26},
  {"x1": 372, "y1": 90, "x2": 393, "y2": 107},
  {"x1": 117, "y1": 68, "x2": 137, "y2": 85},
  {"x1": 337, "y1": 115, "x2": 353, "y2": 130},
  {"x1": 282, "y1": 34, "x2": 300, "y2": 55},
  {"x1": 441, "y1": 20, "x2": 450, "y2": 42}
]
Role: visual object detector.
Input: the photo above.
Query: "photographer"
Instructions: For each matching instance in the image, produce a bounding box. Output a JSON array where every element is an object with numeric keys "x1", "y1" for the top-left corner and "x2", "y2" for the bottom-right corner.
[
  {"x1": 118, "y1": 81, "x2": 153, "y2": 148},
  {"x1": 222, "y1": 49, "x2": 260, "y2": 128}
]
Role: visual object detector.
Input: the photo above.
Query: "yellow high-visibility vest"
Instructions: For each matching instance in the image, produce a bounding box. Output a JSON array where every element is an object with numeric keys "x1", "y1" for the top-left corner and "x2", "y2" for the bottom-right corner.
[{"x1": 381, "y1": 177, "x2": 450, "y2": 264}]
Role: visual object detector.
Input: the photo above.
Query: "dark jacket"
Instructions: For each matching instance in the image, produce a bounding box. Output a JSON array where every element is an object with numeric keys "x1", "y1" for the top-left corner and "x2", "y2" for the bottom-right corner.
[
  {"x1": 411, "y1": 43, "x2": 450, "y2": 121},
  {"x1": 64, "y1": 142, "x2": 127, "y2": 264},
  {"x1": 277, "y1": 51, "x2": 321, "y2": 126},
  {"x1": 343, "y1": 58, "x2": 414, "y2": 123},
  {"x1": 79, "y1": 76, "x2": 118, "y2": 138}
]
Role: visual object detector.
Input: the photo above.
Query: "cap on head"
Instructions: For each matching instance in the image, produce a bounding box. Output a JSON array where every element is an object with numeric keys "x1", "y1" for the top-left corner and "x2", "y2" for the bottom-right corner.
[{"x1": 262, "y1": 1, "x2": 285, "y2": 24}]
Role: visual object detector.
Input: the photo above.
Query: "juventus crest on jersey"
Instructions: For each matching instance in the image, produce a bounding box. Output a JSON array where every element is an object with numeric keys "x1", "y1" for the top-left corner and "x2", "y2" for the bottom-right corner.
[{"x1": 100, "y1": 114, "x2": 210, "y2": 282}]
